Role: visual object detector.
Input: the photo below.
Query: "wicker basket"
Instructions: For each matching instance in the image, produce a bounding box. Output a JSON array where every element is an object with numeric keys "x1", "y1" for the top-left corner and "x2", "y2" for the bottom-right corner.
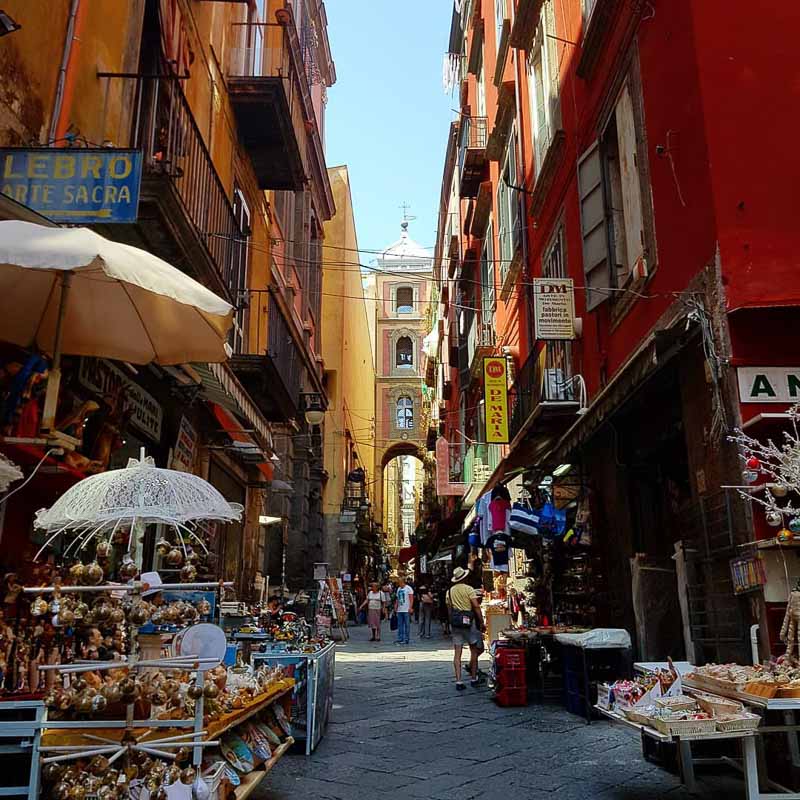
[
  {"x1": 775, "y1": 686, "x2": 800, "y2": 698},
  {"x1": 684, "y1": 674, "x2": 745, "y2": 695},
  {"x1": 652, "y1": 716, "x2": 717, "y2": 737},
  {"x1": 656, "y1": 696, "x2": 697, "y2": 713},
  {"x1": 743, "y1": 681, "x2": 778, "y2": 698},
  {"x1": 716, "y1": 713, "x2": 761, "y2": 733},
  {"x1": 625, "y1": 708, "x2": 655, "y2": 726},
  {"x1": 692, "y1": 691, "x2": 743, "y2": 717}
]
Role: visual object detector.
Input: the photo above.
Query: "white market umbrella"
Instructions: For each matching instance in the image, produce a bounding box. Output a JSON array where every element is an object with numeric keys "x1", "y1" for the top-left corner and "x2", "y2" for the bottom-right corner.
[
  {"x1": 33, "y1": 454, "x2": 242, "y2": 560},
  {"x1": 0, "y1": 220, "x2": 234, "y2": 430}
]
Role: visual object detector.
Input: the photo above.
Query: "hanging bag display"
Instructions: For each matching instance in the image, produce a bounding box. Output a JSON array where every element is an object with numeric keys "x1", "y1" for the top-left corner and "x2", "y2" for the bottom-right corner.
[
  {"x1": 538, "y1": 501, "x2": 557, "y2": 536},
  {"x1": 509, "y1": 502, "x2": 540, "y2": 536}
]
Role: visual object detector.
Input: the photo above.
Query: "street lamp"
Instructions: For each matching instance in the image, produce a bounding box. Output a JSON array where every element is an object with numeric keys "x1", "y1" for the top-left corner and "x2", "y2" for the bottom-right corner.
[{"x1": 301, "y1": 392, "x2": 326, "y2": 426}]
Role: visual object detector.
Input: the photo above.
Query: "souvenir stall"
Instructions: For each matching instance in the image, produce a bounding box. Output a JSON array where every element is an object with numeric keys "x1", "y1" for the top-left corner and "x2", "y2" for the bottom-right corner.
[
  {"x1": 0, "y1": 454, "x2": 296, "y2": 800},
  {"x1": 586, "y1": 408, "x2": 800, "y2": 798}
]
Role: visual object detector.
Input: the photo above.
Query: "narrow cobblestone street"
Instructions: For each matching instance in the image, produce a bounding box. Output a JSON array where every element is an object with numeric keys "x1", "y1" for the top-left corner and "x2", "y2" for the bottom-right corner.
[{"x1": 257, "y1": 625, "x2": 745, "y2": 800}]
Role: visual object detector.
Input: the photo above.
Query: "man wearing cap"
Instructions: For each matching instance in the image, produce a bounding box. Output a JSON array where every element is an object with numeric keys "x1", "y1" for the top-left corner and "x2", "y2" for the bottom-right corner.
[{"x1": 446, "y1": 567, "x2": 486, "y2": 690}]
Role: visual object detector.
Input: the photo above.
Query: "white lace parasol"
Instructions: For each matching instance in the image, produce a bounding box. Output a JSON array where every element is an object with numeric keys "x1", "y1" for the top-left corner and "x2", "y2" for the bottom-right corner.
[{"x1": 34, "y1": 455, "x2": 242, "y2": 533}]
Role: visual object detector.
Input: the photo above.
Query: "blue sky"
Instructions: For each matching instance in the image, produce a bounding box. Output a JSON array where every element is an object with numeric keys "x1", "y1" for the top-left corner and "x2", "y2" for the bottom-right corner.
[{"x1": 324, "y1": 1, "x2": 455, "y2": 261}]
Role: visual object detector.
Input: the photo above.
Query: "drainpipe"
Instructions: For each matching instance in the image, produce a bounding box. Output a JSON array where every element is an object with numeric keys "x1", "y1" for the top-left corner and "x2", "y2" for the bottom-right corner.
[{"x1": 50, "y1": 0, "x2": 87, "y2": 144}]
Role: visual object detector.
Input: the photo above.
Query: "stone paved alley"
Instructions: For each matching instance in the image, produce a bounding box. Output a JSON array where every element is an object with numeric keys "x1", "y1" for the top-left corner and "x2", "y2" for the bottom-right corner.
[{"x1": 257, "y1": 625, "x2": 745, "y2": 800}]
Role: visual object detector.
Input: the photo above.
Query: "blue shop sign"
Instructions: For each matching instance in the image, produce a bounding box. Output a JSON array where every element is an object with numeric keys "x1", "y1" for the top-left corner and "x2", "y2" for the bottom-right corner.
[{"x1": 0, "y1": 148, "x2": 142, "y2": 223}]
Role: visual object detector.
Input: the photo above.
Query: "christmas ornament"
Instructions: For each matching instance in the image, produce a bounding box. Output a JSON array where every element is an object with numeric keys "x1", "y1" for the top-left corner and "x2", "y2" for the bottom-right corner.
[
  {"x1": 85, "y1": 561, "x2": 104, "y2": 584},
  {"x1": 767, "y1": 511, "x2": 783, "y2": 527},
  {"x1": 118, "y1": 557, "x2": 138, "y2": 580},
  {"x1": 790, "y1": 518, "x2": 800, "y2": 534},
  {"x1": 772, "y1": 483, "x2": 789, "y2": 498},
  {"x1": 180, "y1": 767, "x2": 197, "y2": 785},
  {"x1": 746, "y1": 455, "x2": 761, "y2": 470},
  {"x1": 166, "y1": 548, "x2": 184, "y2": 567},
  {"x1": 156, "y1": 537, "x2": 172, "y2": 556},
  {"x1": 743, "y1": 469, "x2": 759, "y2": 483},
  {"x1": 96, "y1": 540, "x2": 112, "y2": 559}
]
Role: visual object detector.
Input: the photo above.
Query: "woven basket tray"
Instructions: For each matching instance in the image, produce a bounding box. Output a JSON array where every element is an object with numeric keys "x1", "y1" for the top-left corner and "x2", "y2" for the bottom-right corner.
[
  {"x1": 685, "y1": 674, "x2": 745, "y2": 695},
  {"x1": 692, "y1": 691, "x2": 743, "y2": 717},
  {"x1": 775, "y1": 686, "x2": 800, "y2": 698},
  {"x1": 743, "y1": 681, "x2": 778, "y2": 698},
  {"x1": 624, "y1": 708, "x2": 655, "y2": 726},
  {"x1": 656, "y1": 696, "x2": 697, "y2": 713},
  {"x1": 716, "y1": 713, "x2": 761, "y2": 733},
  {"x1": 653, "y1": 717, "x2": 717, "y2": 737}
]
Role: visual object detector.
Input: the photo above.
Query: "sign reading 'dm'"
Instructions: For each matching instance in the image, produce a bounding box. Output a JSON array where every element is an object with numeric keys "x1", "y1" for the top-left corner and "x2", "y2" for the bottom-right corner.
[
  {"x1": 0, "y1": 148, "x2": 142, "y2": 223},
  {"x1": 533, "y1": 278, "x2": 576, "y2": 340},
  {"x1": 737, "y1": 367, "x2": 800, "y2": 403}
]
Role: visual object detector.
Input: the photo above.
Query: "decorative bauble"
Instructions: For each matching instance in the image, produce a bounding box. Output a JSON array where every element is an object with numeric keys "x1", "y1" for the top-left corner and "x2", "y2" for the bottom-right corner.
[
  {"x1": 69, "y1": 786, "x2": 87, "y2": 800},
  {"x1": 76, "y1": 690, "x2": 97, "y2": 714},
  {"x1": 152, "y1": 789, "x2": 168, "y2": 800},
  {"x1": 161, "y1": 605, "x2": 178, "y2": 623},
  {"x1": 112, "y1": 529, "x2": 128, "y2": 545},
  {"x1": 187, "y1": 549, "x2": 199, "y2": 564},
  {"x1": 156, "y1": 538, "x2": 171, "y2": 556},
  {"x1": 89, "y1": 756, "x2": 109, "y2": 776},
  {"x1": 73, "y1": 601, "x2": 89, "y2": 620},
  {"x1": 123, "y1": 765, "x2": 139, "y2": 781},
  {"x1": 69, "y1": 563, "x2": 85, "y2": 583},
  {"x1": 42, "y1": 763, "x2": 65, "y2": 783},
  {"x1": 197, "y1": 599, "x2": 211, "y2": 616},
  {"x1": 94, "y1": 601, "x2": 112, "y2": 622},
  {"x1": 55, "y1": 608, "x2": 75, "y2": 627},
  {"x1": 746, "y1": 455, "x2": 761, "y2": 470},
  {"x1": 101, "y1": 682, "x2": 122, "y2": 703},
  {"x1": 118, "y1": 558, "x2": 138, "y2": 581},
  {"x1": 71, "y1": 677, "x2": 87, "y2": 693},
  {"x1": 778, "y1": 528, "x2": 793, "y2": 543},
  {"x1": 772, "y1": 483, "x2": 789, "y2": 498},
  {"x1": 103, "y1": 769, "x2": 120, "y2": 787},
  {"x1": 179, "y1": 767, "x2": 197, "y2": 785},
  {"x1": 187, "y1": 683, "x2": 204, "y2": 700},
  {"x1": 166, "y1": 548, "x2": 183, "y2": 567},
  {"x1": 129, "y1": 603, "x2": 150, "y2": 625},
  {"x1": 182, "y1": 605, "x2": 199, "y2": 624},
  {"x1": 767, "y1": 511, "x2": 783, "y2": 527},
  {"x1": 163, "y1": 678, "x2": 180, "y2": 697},
  {"x1": 165, "y1": 765, "x2": 181, "y2": 785},
  {"x1": 52, "y1": 782, "x2": 72, "y2": 800},
  {"x1": 743, "y1": 469, "x2": 759, "y2": 484},
  {"x1": 96, "y1": 787, "x2": 116, "y2": 800},
  {"x1": 48, "y1": 597, "x2": 61, "y2": 614},
  {"x1": 85, "y1": 562, "x2": 104, "y2": 584},
  {"x1": 31, "y1": 597, "x2": 48, "y2": 616},
  {"x1": 180, "y1": 564, "x2": 198, "y2": 582},
  {"x1": 788, "y1": 518, "x2": 800, "y2": 534},
  {"x1": 55, "y1": 689, "x2": 74, "y2": 711},
  {"x1": 119, "y1": 677, "x2": 138, "y2": 702},
  {"x1": 151, "y1": 689, "x2": 168, "y2": 707},
  {"x1": 203, "y1": 682, "x2": 219, "y2": 699},
  {"x1": 150, "y1": 609, "x2": 165, "y2": 626},
  {"x1": 96, "y1": 541, "x2": 112, "y2": 559},
  {"x1": 110, "y1": 606, "x2": 125, "y2": 624},
  {"x1": 91, "y1": 694, "x2": 108, "y2": 714},
  {"x1": 144, "y1": 775, "x2": 161, "y2": 792}
]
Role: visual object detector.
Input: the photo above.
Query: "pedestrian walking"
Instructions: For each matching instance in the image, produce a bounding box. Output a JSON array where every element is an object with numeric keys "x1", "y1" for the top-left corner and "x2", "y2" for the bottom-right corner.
[
  {"x1": 436, "y1": 582, "x2": 451, "y2": 637},
  {"x1": 380, "y1": 581, "x2": 392, "y2": 621},
  {"x1": 394, "y1": 576, "x2": 414, "y2": 645},
  {"x1": 359, "y1": 581, "x2": 385, "y2": 642},
  {"x1": 418, "y1": 586, "x2": 434, "y2": 638},
  {"x1": 446, "y1": 566, "x2": 486, "y2": 690}
]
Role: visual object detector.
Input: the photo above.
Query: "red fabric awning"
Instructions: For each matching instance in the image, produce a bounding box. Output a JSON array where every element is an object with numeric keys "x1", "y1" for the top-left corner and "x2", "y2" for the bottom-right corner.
[
  {"x1": 398, "y1": 543, "x2": 418, "y2": 564},
  {"x1": 209, "y1": 403, "x2": 274, "y2": 480}
]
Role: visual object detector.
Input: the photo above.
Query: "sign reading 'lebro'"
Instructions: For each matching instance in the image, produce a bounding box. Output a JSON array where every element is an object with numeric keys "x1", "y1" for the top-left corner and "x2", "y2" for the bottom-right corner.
[
  {"x1": 483, "y1": 356, "x2": 509, "y2": 444},
  {"x1": 0, "y1": 148, "x2": 142, "y2": 223}
]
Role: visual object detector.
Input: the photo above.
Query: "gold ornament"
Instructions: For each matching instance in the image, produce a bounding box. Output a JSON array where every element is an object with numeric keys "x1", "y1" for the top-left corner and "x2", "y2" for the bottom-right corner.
[
  {"x1": 179, "y1": 767, "x2": 197, "y2": 785},
  {"x1": 85, "y1": 562, "x2": 104, "y2": 584},
  {"x1": 166, "y1": 548, "x2": 183, "y2": 566}
]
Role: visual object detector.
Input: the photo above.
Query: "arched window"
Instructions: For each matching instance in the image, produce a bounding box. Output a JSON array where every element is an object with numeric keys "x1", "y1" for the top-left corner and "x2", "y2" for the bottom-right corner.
[
  {"x1": 396, "y1": 286, "x2": 414, "y2": 313},
  {"x1": 397, "y1": 396, "x2": 414, "y2": 430},
  {"x1": 396, "y1": 336, "x2": 414, "y2": 368}
]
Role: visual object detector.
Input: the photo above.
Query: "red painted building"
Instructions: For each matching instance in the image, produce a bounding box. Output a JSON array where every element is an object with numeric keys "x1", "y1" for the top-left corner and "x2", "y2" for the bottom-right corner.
[{"x1": 430, "y1": 0, "x2": 800, "y2": 662}]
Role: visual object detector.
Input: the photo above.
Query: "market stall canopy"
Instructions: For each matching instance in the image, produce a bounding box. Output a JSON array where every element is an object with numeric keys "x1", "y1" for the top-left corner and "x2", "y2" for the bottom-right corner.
[
  {"x1": 34, "y1": 454, "x2": 242, "y2": 534},
  {"x1": 0, "y1": 221, "x2": 233, "y2": 365}
]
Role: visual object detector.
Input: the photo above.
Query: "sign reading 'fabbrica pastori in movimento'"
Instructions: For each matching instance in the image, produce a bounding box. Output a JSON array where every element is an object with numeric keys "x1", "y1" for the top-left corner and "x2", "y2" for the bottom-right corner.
[
  {"x1": 0, "y1": 148, "x2": 142, "y2": 223},
  {"x1": 737, "y1": 367, "x2": 800, "y2": 403}
]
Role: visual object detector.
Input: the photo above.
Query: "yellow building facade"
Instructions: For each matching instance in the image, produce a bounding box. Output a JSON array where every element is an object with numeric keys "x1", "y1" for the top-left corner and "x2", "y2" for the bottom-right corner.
[{"x1": 320, "y1": 166, "x2": 377, "y2": 576}]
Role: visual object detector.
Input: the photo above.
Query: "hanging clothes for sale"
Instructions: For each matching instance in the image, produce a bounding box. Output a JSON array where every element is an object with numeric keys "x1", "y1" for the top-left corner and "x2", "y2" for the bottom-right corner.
[
  {"x1": 476, "y1": 493, "x2": 492, "y2": 545},
  {"x1": 489, "y1": 485, "x2": 512, "y2": 534},
  {"x1": 486, "y1": 531, "x2": 512, "y2": 573}
]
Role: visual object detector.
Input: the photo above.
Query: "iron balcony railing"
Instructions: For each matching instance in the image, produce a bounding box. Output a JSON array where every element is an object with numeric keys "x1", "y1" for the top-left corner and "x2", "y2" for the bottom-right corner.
[
  {"x1": 508, "y1": 342, "x2": 574, "y2": 441},
  {"x1": 457, "y1": 116, "x2": 488, "y2": 176},
  {"x1": 462, "y1": 443, "x2": 500, "y2": 486},
  {"x1": 119, "y1": 75, "x2": 243, "y2": 290}
]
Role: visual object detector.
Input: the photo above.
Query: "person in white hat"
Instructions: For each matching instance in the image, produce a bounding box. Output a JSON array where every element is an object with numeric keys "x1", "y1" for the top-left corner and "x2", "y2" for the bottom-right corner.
[{"x1": 446, "y1": 567, "x2": 486, "y2": 690}]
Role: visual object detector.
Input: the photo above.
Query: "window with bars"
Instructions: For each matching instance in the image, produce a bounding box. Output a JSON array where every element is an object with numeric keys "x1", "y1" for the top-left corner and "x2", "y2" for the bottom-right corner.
[{"x1": 397, "y1": 396, "x2": 414, "y2": 429}]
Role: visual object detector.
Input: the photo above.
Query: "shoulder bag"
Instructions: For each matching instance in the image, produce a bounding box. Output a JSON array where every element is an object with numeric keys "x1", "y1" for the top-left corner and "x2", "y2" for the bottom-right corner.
[{"x1": 448, "y1": 587, "x2": 474, "y2": 629}]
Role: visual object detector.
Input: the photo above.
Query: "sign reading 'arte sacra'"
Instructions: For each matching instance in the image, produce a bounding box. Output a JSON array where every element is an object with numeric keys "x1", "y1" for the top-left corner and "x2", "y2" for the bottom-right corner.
[{"x1": 0, "y1": 148, "x2": 142, "y2": 223}]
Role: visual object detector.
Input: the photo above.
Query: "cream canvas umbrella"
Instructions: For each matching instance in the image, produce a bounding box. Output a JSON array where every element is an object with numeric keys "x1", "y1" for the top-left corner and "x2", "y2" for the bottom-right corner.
[{"x1": 0, "y1": 220, "x2": 234, "y2": 430}]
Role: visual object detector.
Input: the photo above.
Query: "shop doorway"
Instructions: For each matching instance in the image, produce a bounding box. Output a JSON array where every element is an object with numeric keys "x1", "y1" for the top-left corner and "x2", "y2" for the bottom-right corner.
[{"x1": 208, "y1": 460, "x2": 246, "y2": 588}]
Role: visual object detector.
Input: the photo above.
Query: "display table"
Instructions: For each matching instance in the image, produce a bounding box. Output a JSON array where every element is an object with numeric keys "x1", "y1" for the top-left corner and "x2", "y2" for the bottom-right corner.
[
  {"x1": 597, "y1": 705, "x2": 759, "y2": 796},
  {"x1": 252, "y1": 641, "x2": 335, "y2": 755}
]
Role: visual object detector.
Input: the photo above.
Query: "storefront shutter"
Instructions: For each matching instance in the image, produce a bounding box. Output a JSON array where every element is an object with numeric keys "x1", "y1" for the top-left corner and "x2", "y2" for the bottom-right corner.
[{"x1": 578, "y1": 141, "x2": 610, "y2": 310}]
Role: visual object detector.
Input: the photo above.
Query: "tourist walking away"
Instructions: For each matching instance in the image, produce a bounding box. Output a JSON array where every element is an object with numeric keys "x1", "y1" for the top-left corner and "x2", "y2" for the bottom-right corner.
[
  {"x1": 447, "y1": 567, "x2": 485, "y2": 689},
  {"x1": 394, "y1": 576, "x2": 414, "y2": 644},
  {"x1": 359, "y1": 581, "x2": 385, "y2": 641},
  {"x1": 418, "y1": 585, "x2": 434, "y2": 638},
  {"x1": 436, "y1": 581, "x2": 451, "y2": 636}
]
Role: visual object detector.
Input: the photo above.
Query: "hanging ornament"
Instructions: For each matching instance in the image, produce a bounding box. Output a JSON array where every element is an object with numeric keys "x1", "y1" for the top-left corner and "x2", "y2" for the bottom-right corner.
[
  {"x1": 68, "y1": 562, "x2": 85, "y2": 583},
  {"x1": 31, "y1": 597, "x2": 49, "y2": 616},
  {"x1": 789, "y1": 518, "x2": 800, "y2": 535},
  {"x1": 772, "y1": 483, "x2": 790, "y2": 498},
  {"x1": 166, "y1": 548, "x2": 184, "y2": 567},
  {"x1": 96, "y1": 540, "x2": 112, "y2": 559},
  {"x1": 778, "y1": 528, "x2": 793, "y2": 544},
  {"x1": 156, "y1": 537, "x2": 172, "y2": 557},
  {"x1": 766, "y1": 510, "x2": 783, "y2": 527},
  {"x1": 179, "y1": 767, "x2": 197, "y2": 785},
  {"x1": 746, "y1": 455, "x2": 761, "y2": 470},
  {"x1": 118, "y1": 557, "x2": 138, "y2": 581},
  {"x1": 743, "y1": 469, "x2": 759, "y2": 484},
  {"x1": 85, "y1": 561, "x2": 104, "y2": 585},
  {"x1": 180, "y1": 564, "x2": 198, "y2": 582}
]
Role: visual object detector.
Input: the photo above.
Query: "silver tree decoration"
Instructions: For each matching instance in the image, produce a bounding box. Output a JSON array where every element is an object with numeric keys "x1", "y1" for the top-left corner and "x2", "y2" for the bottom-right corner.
[{"x1": 729, "y1": 404, "x2": 800, "y2": 533}]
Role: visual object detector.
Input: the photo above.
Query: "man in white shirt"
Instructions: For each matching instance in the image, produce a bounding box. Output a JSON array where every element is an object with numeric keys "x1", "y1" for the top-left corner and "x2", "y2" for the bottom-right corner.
[{"x1": 394, "y1": 576, "x2": 414, "y2": 645}]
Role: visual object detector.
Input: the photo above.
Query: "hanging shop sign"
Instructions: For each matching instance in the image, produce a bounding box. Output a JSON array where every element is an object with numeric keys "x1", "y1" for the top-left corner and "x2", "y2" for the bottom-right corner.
[
  {"x1": 483, "y1": 356, "x2": 510, "y2": 444},
  {"x1": 0, "y1": 148, "x2": 142, "y2": 223},
  {"x1": 533, "y1": 277, "x2": 576, "y2": 340},
  {"x1": 737, "y1": 367, "x2": 800, "y2": 403},
  {"x1": 435, "y1": 437, "x2": 467, "y2": 496},
  {"x1": 79, "y1": 358, "x2": 163, "y2": 441},
  {"x1": 170, "y1": 415, "x2": 198, "y2": 473}
]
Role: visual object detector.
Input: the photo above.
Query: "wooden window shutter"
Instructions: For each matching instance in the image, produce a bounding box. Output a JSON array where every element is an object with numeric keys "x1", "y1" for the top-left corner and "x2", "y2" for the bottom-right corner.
[
  {"x1": 615, "y1": 84, "x2": 645, "y2": 277},
  {"x1": 578, "y1": 141, "x2": 610, "y2": 310}
]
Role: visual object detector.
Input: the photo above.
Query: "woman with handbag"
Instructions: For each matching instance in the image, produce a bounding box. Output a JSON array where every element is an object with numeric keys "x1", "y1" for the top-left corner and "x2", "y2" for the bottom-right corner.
[{"x1": 446, "y1": 567, "x2": 486, "y2": 690}]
